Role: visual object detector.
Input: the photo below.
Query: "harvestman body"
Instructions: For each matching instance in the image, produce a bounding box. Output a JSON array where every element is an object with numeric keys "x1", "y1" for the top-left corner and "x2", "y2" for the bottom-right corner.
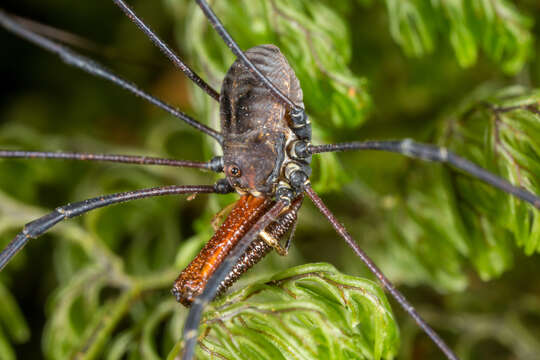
[
  {"x1": 172, "y1": 44, "x2": 310, "y2": 305},
  {"x1": 0, "y1": 1, "x2": 539, "y2": 360}
]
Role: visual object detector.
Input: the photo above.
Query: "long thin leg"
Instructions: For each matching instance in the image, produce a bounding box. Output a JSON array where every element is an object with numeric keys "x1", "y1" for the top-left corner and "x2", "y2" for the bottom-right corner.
[
  {"x1": 0, "y1": 10, "x2": 223, "y2": 143},
  {"x1": 111, "y1": 0, "x2": 220, "y2": 102},
  {"x1": 11, "y1": 14, "x2": 169, "y2": 71},
  {"x1": 11, "y1": 15, "x2": 102, "y2": 53},
  {"x1": 194, "y1": 0, "x2": 304, "y2": 117},
  {"x1": 0, "y1": 150, "x2": 223, "y2": 172},
  {"x1": 309, "y1": 140, "x2": 540, "y2": 210},
  {"x1": 0, "y1": 185, "x2": 222, "y2": 271},
  {"x1": 304, "y1": 185, "x2": 459, "y2": 360},
  {"x1": 181, "y1": 200, "x2": 287, "y2": 360}
]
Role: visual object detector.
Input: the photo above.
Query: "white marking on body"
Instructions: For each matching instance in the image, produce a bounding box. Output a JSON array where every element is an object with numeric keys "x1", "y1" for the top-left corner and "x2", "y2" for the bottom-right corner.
[
  {"x1": 250, "y1": 190, "x2": 263, "y2": 197},
  {"x1": 260, "y1": 230, "x2": 287, "y2": 256}
]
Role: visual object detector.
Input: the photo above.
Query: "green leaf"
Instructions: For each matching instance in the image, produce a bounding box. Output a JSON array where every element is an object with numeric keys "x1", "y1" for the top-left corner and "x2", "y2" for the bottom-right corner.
[
  {"x1": 447, "y1": 87, "x2": 540, "y2": 256},
  {"x1": 379, "y1": 86, "x2": 540, "y2": 289},
  {"x1": 168, "y1": 263, "x2": 399, "y2": 360},
  {"x1": 384, "y1": 0, "x2": 533, "y2": 73},
  {"x1": 385, "y1": 0, "x2": 435, "y2": 57},
  {"x1": 0, "y1": 282, "x2": 30, "y2": 344},
  {"x1": 0, "y1": 326, "x2": 16, "y2": 360}
]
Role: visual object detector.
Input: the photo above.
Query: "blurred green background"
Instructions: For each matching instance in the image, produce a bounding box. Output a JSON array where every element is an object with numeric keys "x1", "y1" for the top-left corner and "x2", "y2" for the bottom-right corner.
[{"x1": 0, "y1": 0, "x2": 539, "y2": 359}]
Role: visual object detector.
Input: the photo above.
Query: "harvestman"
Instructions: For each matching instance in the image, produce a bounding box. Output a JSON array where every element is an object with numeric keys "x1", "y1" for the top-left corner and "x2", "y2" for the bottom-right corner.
[{"x1": 0, "y1": 1, "x2": 539, "y2": 359}]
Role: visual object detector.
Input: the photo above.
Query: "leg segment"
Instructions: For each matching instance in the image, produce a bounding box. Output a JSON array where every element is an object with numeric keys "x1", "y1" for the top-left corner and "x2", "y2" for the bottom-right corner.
[
  {"x1": 0, "y1": 10, "x2": 223, "y2": 143},
  {"x1": 309, "y1": 139, "x2": 540, "y2": 210},
  {"x1": 304, "y1": 185, "x2": 459, "y2": 360},
  {"x1": 0, "y1": 185, "x2": 224, "y2": 271},
  {"x1": 0, "y1": 150, "x2": 224, "y2": 172},
  {"x1": 111, "y1": 0, "x2": 219, "y2": 102}
]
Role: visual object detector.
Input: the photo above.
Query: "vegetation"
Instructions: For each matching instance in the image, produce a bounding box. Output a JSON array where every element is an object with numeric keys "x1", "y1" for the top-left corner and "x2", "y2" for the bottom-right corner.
[{"x1": 0, "y1": 0, "x2": 539, "y2": 358}]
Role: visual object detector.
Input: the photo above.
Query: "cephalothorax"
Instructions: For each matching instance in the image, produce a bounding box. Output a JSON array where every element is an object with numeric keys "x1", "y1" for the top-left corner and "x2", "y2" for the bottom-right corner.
[
  {"x1": 0, "y1": 1, "x2": 539, "y2": 360},
  {"x1": 220, "y1": 44, "x2": 310, "y2": 199}
]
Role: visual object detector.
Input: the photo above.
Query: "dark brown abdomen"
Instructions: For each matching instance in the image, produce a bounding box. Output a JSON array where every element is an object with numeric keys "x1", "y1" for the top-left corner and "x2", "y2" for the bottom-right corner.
[{"x1": 220, "y1": 44, "x2": 303, "y2": 135}]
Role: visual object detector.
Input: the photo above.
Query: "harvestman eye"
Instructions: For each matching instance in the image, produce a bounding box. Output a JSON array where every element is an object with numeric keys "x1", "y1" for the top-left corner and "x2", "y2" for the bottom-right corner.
[
  {"x1": 0, "y1": 1, "x2": 539, "y2": 360},
  {"x1": 228, "y1": 164, "x2": 241, "y2": 177}
]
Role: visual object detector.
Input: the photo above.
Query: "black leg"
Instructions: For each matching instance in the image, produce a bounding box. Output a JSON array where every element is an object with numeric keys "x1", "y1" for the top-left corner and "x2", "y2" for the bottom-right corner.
[
  {"x1": 0, "y1": 150, "x2": 224, "y2": 172},
  {"x1": 181, "y1": 200, "x2": 287, "y2": 360},
  {"x1": 309, "y1": 139, "x2": 540, "y2": 210},
  {"x1": 0, "y1": 10, "x2": 223, "y2": 143},
  {"x1": 111, "y1": 0, "x2": 220, "y2": 102},
  {"x1": 304, "y1": 185, "x2": 459, "y2": 360},
  {"x1": 0, "y1": 185, "x2": 223, "y2": 271}
]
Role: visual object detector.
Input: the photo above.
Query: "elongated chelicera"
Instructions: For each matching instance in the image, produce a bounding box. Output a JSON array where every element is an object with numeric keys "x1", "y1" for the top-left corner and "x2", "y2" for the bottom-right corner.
[{"x1": 1, "y1": 1, "x2": 539, "y2": 360}]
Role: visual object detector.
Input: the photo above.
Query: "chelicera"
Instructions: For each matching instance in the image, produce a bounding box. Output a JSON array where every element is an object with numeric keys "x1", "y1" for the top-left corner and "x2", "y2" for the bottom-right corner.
[{"x1": 0, "y1": 1, "x2": 539, "y2": 360}]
